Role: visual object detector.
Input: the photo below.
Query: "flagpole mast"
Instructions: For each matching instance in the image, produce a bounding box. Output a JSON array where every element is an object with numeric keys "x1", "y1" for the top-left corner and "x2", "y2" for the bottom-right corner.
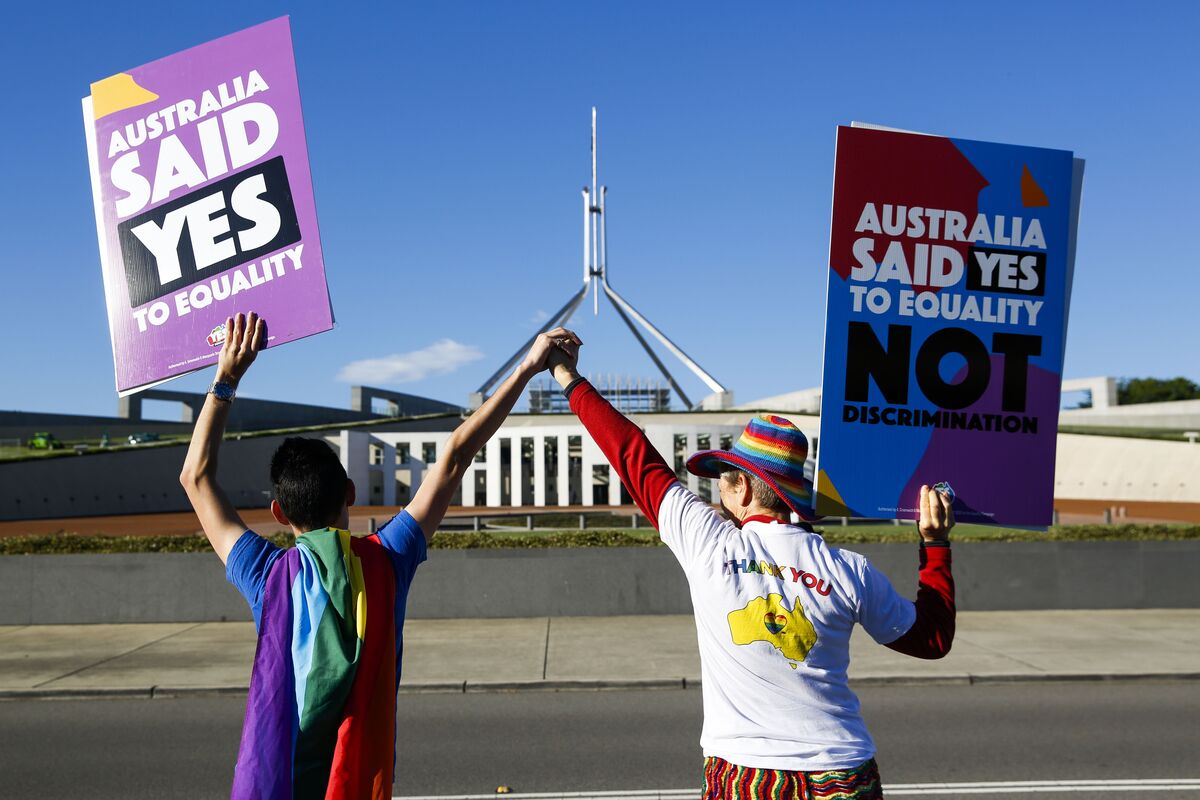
[{"x1": 472, "y1": 107, "x2": 731, "y2": 410}]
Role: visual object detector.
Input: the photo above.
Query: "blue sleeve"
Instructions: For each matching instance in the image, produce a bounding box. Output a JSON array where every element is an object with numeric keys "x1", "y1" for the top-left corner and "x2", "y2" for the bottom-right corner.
[
  {"x1": 225, "y1": 530, "x2": 284, "y2": 631},
  {"x1": 376, "y1": 510, "x2": 428, "y2": 595}
]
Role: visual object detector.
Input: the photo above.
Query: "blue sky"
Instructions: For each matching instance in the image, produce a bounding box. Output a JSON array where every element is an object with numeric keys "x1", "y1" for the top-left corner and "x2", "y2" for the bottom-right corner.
[{"x1": 2, "y1": 1, "x2": 1197, "y2": 418}]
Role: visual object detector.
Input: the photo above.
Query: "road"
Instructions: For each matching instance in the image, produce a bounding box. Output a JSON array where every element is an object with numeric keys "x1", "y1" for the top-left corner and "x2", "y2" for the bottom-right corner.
[{"x1": 1, "y1": 683, "x2": 1197, "y2": 798}]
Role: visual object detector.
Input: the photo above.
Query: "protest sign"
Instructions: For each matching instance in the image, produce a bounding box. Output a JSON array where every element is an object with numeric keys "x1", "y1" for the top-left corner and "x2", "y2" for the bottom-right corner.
[
  {"x1": 82, "y1": 17, "x2": 333, "y2": 395},
  {"x1": 815, "y1": 125, "x2": 1082, "y2": 527}
]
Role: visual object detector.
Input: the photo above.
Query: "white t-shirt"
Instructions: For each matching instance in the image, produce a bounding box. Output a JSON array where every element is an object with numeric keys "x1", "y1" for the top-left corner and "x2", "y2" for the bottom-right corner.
[{"x1": 658, "y1": 483, "x2": 916, "y2": 771}]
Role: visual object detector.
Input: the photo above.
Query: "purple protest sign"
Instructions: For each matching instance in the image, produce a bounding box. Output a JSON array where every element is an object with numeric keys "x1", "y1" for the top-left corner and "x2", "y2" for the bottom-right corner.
[{"x1": 82, "y1": 17, "x2": 333, "y2": 395}]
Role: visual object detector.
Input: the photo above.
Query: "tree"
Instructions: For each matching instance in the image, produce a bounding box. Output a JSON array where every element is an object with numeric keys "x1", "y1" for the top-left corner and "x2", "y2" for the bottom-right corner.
[{"x1": 1117, "y1": 377, "x2": 1200, "y2": 405}]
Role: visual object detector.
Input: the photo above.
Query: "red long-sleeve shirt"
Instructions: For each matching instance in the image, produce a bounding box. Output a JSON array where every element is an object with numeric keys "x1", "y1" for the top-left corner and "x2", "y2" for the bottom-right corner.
[{"x1": 885, "y1": 545, "x2": 954, "y2": 658}]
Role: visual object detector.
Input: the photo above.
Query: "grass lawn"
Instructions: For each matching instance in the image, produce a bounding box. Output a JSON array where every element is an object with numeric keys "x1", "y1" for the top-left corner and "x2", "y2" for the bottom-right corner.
[
  {"x1": 1057, "y1": 425, "x2": 1198, "y2": 442},
  {"x1": 0, "y1": 436, "x2": 191, "y2": 461},
  {"x1": 2, "y1": 522, "x2": 1196, "y2": 555},
  {"x1": 0, "y1": 444, "x2": 90, "y2": 460},
  {"x1": 2, "y1": 417, "x2": 1192, "y2": 464}
]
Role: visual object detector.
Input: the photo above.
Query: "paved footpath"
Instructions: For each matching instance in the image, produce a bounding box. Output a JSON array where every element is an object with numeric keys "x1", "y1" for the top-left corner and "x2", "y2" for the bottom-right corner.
[{"x1": 1, "y1": 609, "x2": 1197, "y2": 699}]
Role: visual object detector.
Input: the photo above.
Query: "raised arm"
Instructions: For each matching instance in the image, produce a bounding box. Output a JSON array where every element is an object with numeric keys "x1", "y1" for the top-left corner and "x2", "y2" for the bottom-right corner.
[
  {"x1": 403, "y1": 328, "x2": 580, "y2": 542},
  {"x1": 549, "y1": 346, "x2": 678, "y2": 530},
  {"x1": 886, "y1": 485, "x2": 956, "y2": 659},
  {"x1": 179, "y1": 312, "x2": 265, "y2": 564}
]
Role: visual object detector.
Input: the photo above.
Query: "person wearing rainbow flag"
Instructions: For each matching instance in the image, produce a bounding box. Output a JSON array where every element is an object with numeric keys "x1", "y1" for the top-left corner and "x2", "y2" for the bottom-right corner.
[
  {"x1": 546, "y1": 332, "x2": 955, "y2": 800},
  {"x1": 179, "y1": 312, "x2": 576, "y2": 799}
]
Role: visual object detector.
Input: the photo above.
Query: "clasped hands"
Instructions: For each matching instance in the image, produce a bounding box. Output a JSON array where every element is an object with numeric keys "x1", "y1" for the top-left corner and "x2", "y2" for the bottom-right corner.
[{"x1": 522, "y1": 327, "x2": 583, "y2": 385}]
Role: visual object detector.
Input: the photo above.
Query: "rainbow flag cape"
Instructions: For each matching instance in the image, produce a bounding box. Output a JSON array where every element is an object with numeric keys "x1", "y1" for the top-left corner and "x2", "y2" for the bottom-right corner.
[{"x1": 232, "y1": 529, "x2": 397, "y2": 800}]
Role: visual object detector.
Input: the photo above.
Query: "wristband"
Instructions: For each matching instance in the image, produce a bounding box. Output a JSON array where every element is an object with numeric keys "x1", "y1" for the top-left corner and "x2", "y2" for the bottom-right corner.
[
  {"x1": 920, "y1": 539, "x2": 951, "y2": 548},
  {"x1": 562, "y1": 376, "x2": 588, "y2": 400}
]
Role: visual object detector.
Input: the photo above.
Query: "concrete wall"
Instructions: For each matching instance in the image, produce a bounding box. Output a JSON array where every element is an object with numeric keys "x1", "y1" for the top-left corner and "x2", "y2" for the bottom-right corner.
[
  {"x1": 0, "y1": 436, "x2": 286, "y2": 521},
  {"x1": 0, "y1": 417, "x2": 462, "y2": 521},
  {"x1": 0, "y1": 553, "x2": 253, "y2": 625},
  {"x1": 1061, "y1": 398, "x2": 1200, "y2": 430},
  {"x1": 6, "y1": 413, "x2": 1199, "y2": 522},
  {"x1": 738, "y1": 387, "x2": 823, "y2": 414},
  {"x1": 1055, "y1": 433, "x2": 1200, "y2": 503},
  {"x1": 119, "y1": 390, "x2": 382, "y2": 431},
  {"x1": 1059, "y1": 377, "x2": 1118, "y2": 409},
  {"x1": 858, "y1": 541, "x2": 1200, "y2": 611},
  {"x1": 0, "y1": 410, "x2": 191, "y2": 443},
  {"x1": 350, "y1": 386, "x2": 465, "y2": 417},
  {"x1": 2, "y1": 541, "x2": 1196, "y2": 625},
  {"x1": 1, "y1": 386, "x2": 463, "y2": 444}
]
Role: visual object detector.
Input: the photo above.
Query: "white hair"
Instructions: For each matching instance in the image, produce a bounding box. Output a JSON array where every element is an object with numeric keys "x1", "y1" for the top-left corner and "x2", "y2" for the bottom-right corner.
[{"x1": 719, "y1": 466, "x2": 787, "y2": 511}]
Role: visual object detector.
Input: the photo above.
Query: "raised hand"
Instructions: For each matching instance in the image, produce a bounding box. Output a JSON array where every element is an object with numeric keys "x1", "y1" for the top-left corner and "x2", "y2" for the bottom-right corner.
[
  {"x1": 522, "y1": 327, "x2": 583, "y2": 375},
  {"x1": 216, "y1": 312, "x2": 266, "y2": 386},
  {"x1": 547, "y1": 335, "x2": 580, "y2": 373},
  {"x1": 917, "y1": 484, "x2": 955, "y2": 542}
]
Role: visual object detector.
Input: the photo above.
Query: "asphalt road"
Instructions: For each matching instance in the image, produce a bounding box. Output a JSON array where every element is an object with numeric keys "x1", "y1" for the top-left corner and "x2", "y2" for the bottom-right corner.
[{"x1": 1, "y1": 682, "x2": 1197, "y2": 798}]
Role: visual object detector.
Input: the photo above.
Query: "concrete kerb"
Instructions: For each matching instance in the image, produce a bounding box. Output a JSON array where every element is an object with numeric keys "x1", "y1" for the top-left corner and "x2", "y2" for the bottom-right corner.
[
  {"x1": 461, "y1": 678, "x2": 690, "y2": 693},
  {"x1": 4, "y1": 672, "x2": 1200, "y2": 701},
  {"x1": 150, "y1": 685, "x2": 252, "y2": 699},
  {"x1": 0, "y1": 686, "x2": 155, "y2": 701},
  {"x1": 963, "y1": 671, "x2": 1200, "y2": 685}
]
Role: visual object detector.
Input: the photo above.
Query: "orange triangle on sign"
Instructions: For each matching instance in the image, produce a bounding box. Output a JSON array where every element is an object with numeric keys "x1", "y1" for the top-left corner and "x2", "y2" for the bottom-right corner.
[{"x1": 1021, "y1": 164, "x2": 1050, "y2": 207}]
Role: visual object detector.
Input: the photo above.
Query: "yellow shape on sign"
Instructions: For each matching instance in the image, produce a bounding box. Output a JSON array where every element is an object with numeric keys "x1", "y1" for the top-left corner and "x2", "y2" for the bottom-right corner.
[{"x1": 90, "y1": 73, "x2": 159, "y2": 119}]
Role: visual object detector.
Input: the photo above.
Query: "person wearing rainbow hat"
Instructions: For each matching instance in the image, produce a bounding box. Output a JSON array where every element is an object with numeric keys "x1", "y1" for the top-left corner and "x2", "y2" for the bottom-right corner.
[{"x1": 547, "y1": 331, "x2": 955, "y2": 800}]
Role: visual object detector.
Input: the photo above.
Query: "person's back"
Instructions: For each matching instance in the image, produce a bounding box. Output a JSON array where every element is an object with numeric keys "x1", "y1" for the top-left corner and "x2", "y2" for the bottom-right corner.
[
  {"x1": 545, "y1": 333, "x2": 955, "y2": 797},
  {"x1": 178, "y1": 313, "x2": 575, "y2": 798},
  {"x1": 225, "y1": 483, "x2": 425, "y2": 798},
  {"x1": 660, "y1": 485, "x2": 920, "y2": 769}
]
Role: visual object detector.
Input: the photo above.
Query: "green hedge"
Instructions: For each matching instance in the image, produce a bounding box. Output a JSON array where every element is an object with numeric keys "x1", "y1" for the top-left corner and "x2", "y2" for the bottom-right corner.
[{"x1": 1, "y1": 523, "x2": 1198, "y2": 556}]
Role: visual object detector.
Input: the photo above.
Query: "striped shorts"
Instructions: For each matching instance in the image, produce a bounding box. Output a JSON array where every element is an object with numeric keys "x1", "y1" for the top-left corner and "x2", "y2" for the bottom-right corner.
[{"x1": 702, "y1": 756, "x2": 884, "y2": 800}]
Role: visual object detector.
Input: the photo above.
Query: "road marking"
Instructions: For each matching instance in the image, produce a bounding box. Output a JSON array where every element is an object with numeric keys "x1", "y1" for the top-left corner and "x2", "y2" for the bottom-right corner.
[
  {"x1": 396, "y1": 794, "x2": 697, "y2": 800},
  {"x1": 395, "y1": 779, "x2": 1200, "y2": 800},
  {"x1": 886, "y1": 780, "x2": 1200, "y2": 795}
]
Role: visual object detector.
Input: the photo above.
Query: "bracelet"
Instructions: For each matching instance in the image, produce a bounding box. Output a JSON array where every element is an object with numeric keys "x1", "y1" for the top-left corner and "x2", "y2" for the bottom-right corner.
[
  {"x1": 562, "y1": 376, "x2": 588, "y2": 400},
  {"x1": 920, "y1": 539, "x2": 951, "y2": 548}
]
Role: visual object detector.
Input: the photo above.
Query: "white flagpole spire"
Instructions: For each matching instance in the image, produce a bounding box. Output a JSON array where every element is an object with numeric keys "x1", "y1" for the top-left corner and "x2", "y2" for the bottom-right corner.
[
  {"x1": 473, "y1": 107, "x2": 731, "y2": 411},
  {"x1": 591, "y1": 106, "x2": 601, "y2": 315}
]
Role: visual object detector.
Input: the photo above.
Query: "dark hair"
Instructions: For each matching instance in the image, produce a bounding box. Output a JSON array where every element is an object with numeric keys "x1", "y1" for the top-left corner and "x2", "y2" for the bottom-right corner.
[{"x1": 270, "y1": 437, "x2": 349, "y2": 531}]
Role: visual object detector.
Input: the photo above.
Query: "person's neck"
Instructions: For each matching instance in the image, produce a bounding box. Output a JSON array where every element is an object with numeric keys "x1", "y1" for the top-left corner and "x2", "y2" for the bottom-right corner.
[
  {"x1": 291, "y1": 524, "x2": 343, "y2": 537},
  {"x1": 736, "y1": 508, "x2": 789, "y2": 527}
]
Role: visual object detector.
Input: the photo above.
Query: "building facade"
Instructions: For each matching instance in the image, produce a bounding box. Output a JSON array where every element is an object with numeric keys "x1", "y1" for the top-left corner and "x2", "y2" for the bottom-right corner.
[{"x1": 334, "y1": 411, "x2": 819, "y2": 510}]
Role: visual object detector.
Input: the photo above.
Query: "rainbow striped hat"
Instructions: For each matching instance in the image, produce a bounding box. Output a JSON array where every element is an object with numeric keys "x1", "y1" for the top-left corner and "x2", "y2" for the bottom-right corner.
[{"x1": 686, "y1": 414, "x2": 817, "y2": 520}]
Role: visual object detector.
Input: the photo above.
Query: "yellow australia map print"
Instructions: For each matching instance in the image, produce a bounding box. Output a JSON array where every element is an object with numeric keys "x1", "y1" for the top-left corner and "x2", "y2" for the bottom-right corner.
[{"x1": 728, "y1": 594, "x2": 818, "y2": 666}]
